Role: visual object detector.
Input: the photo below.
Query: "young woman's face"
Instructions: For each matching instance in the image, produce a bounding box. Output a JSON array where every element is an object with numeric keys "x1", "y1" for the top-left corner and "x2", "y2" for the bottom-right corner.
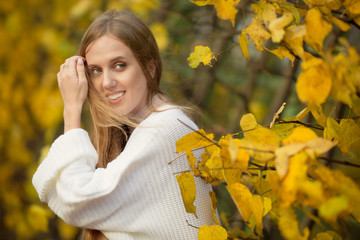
[{"x1": 85, "y1": 34, "x2": 148, "y2": 116}]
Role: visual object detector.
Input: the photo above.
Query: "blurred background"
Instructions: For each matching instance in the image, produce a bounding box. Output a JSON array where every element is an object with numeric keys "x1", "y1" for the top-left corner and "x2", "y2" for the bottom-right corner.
[{"x1": 0, "y1": 0, "x2": 359, "y2": 239}]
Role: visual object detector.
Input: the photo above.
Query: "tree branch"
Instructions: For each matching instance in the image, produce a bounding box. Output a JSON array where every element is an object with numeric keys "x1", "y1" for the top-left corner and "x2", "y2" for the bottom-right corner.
[{"x1": 319, "y1": 156, "x2": 360, "y2": 168}]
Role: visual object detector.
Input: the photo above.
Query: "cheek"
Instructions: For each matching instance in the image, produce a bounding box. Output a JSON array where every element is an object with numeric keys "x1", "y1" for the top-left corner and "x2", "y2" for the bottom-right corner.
[{"x1": 91, "y1": 76, "x2": 104, "y2": 91}]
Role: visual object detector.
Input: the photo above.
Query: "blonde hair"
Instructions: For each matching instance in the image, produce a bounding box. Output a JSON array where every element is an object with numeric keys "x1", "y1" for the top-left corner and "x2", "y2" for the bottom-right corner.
[
  {"x1": 77, "y1": 9, "x2": 164, "y2": 239},
  {"x1": 78, "y1": 9, "x2": 163, "y2": 167}
]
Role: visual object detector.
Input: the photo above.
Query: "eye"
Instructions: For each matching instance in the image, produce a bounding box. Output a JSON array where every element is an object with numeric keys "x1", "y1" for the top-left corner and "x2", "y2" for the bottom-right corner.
[
  {"x1": 115, "y1": 63, "x2": 126, "y2": 70},
  {"x1": 91, "y1": 68, "x2": 102, "y2": 75}
]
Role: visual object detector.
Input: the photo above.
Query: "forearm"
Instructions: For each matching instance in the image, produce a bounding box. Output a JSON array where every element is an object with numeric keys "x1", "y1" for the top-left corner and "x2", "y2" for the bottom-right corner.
[{"x1": 63, "y1": 107, "x2": 82, "y2": 133}]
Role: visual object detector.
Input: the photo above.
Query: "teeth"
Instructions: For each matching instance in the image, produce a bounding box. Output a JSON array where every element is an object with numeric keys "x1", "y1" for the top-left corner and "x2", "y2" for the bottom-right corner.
[{"x1": 108, "y1": 92, "x2": 124, "y2": 100}]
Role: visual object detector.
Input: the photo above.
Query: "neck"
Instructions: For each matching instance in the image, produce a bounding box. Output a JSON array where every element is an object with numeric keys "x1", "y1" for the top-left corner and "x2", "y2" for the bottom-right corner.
[{"x1": 128, "y1": 94, "x2": 166, "y2": 131}]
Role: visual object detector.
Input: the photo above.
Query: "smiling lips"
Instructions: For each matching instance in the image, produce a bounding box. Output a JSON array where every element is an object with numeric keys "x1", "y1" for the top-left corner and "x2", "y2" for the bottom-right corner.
[{"x1": 107, "y1": 91, "x2": 125, "y2": 104}]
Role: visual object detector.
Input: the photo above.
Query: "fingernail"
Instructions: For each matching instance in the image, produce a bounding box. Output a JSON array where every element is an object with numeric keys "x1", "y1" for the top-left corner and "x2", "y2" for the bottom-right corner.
[{"x1": 78, "y1": 58, "x2": 84, "y2": 65}]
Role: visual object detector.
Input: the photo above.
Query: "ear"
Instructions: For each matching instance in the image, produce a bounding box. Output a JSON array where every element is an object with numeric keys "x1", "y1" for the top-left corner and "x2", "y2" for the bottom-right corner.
[{"x1": 147, "y1": 60, "x2": 156, "y2": 79}]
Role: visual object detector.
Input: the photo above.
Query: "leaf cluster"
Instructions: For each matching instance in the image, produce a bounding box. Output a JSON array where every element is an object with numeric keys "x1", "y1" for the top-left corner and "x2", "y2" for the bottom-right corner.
[{"x1": 179, "y1": 0, "x2": 360, "y2": 239}]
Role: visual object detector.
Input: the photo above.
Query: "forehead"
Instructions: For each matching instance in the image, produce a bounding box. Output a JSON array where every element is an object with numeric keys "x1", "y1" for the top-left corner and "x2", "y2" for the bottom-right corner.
[{"x1": 85, "y1": 34, "x2": 133, "y2": 62}]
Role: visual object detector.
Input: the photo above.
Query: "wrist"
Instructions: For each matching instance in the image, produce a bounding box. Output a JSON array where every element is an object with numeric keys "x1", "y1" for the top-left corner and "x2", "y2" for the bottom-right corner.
[{"x1": 63, "y1": 107, "x2": 82, "y2": 133}]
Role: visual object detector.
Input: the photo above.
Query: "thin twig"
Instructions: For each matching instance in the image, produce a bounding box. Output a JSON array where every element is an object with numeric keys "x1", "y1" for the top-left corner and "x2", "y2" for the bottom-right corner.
[
  {"x1": 186, "y1": 220, "x2": 199, "y2": 229},
  {"x1": 168, "y1": 152, "x2": 187, "y2": 165},
  {"x1": 249, "y1": 162, "x2": 276, "y2": 171},
  {"x1": 319, "y1": 156, "x2": 360, "y2": 168},
  {"x1": 173, "y1": 166, "x2": 275, "y2": 175},
  {"x1": 276, "y1": 120, "x2": 325, "y2": 130},
  {"x1": 216, "y1": 42, "x2": 239, "y2": 58},
  {"x1": 168, "y1": 143, "x2": 215, "y2": 165},
  {"x1": 177, "y1": 119, "x2": 221, "y2": 148}
]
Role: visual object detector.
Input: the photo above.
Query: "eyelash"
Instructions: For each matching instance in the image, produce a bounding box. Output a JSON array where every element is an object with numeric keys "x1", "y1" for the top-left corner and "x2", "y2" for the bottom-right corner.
[
  {"x1": 89, "y1": 63, "x2": 126, "y2": 75},
  {"x1": 115, "y1": 63, "x2": 126, "y2": 69},
  {"x1": 91, "y1": 68, "x2": 101, "y2": 75}
]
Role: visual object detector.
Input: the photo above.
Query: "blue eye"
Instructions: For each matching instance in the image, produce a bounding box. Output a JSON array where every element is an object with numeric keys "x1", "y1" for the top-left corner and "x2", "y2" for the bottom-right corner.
[
  {"x1": 91, "y1": 68, "x2": 101, "y2": 74},
  {"x1": 115, "y1": 63, "x2": 126, "y2": 69}
]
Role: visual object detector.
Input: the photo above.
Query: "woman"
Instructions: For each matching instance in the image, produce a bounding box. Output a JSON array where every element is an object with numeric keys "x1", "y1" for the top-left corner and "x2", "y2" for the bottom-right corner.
[{"x1": 32, "y1": 9, "x2": 213, "y2": 240}]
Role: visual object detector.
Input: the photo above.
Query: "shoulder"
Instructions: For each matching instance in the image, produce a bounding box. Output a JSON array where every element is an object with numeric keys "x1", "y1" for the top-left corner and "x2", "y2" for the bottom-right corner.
[
  {"x1": 141, "y1": 105, "x2": 198, "y2": 132},
  {"x1": 128, "y1": 105, "x2": 198, "y2": 147}
]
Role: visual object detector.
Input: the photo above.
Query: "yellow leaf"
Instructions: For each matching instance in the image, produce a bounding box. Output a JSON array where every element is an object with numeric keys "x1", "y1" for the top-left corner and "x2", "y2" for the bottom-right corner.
[
  {"x1": 296, "y1": 58, "x2": 332, "y2": 105},
  {"x1": 267, "y1": 46, "x2": 295, "y2": 66},
  {"x1": 176, "y1": 172, "x2": 197, "y2": 218},
  {"x1": 303, "y1": 0, "x2": 342, "y2": 10},
  {"x1": 319, "y1": 195, "x2": 349, "y2": 221},
  {"x1": 298, "y1": 180, "x2": 325, "y2": 207},
  {"x1": 245, "y1": 17, "x2": 271, "y2": 51},
  {"x1": 191, "y1": 0, "x2": 240, "y2": 26},
  {"x1": 240, "y1": 113, "x2": 259, "y2": 132},
  {"x1": 282, "y1": 126, "x2": 317, "y2": 145},
  {"x1": 209, "y1": 191, "x2": 220, "y2": 225},
  {"x1": 332, "y1": 17, "x2": 351, "y2": 32},
  {"x1": 186, "y1": 151, "x2": 201, "y2": 177},
  {"x1": 295, "y1": 107, "x2": 310, "y2": 120},
  {"x1": 272, "y1": 117, "x2": 302, "y2": 140},
  {"x1": 238, "y1": 30, "x2": 249, "y2": 60},
  {"x1": 283, "y1": 25, "x2": 306, "y2": 59},
  {"x1": 205, "y1": 151, "x2": 225, "y2": 182},
  {"x1": 330, "y1": 50, "x2": 359, "y2": 107},
  {"x1": 220, "y1": 134, "x2": 238, "y2": 163},
  {"x1": 304, "y1": 8, "x2": 332, "y2": 52},
  {"x1": 262, "y1": 197, "x2": 272, "y2": 216},
  {"x1": 275, "y1": 143, "x2": 305, "y2": 178},
  {"x1": 227, "y1": 183, "x2": 253, "y2": 222},
  {"x1": 176, "y1": 129, "x2": 214, "y2": 153},
  {"x1": 219, "y1": 135, "x2": 248, "y2": 184},
  {"x1": 304, "y1": 137, "x2": 336, "y2": 157},
  {"x1": 251, "y1": 195, "x2": 264, "y2": 235},
  {"x1": 324, "y1": 117, "x2": 360, "y2": 153},
  {"x1": 279, "y1": 152, "x2": 308, "y2": 207},
  {"x1": 251, "y1": 1, "x2": 277, "y2": 24},
  {"x1": 212, "y1": 137, "x2": 243, "y2": 184},
  {"x1": 355, "y1": 16, "x2": 360, "y2": 27},
  {"x1": 309, "y1": 104, "x2": 327, "y2": 126},
  {"x1": 198, "y1": 225, "x2": 228, "y2": 240},
  {"x1": 344, "y1": 0, "x2": 360, "y2": 15},
  {"x1": 278, "y1": 208, "x2": 310, "y2": 240},
  {"x1": 280, "y1": 4, "x2": 301, "y2": 24},
  {"x1": 187, "y1": 46, "x2": 217, "y2": 68},
  {"x1": 269, "y1": 12, "x2": 294, "y2": 43},
  {"x1": 313, "y1": 231, "x2": 342, "y2": 240},
  {"x1": 241, "y1": 127, "x2": 279, "y2": 162},
  {"x1": 212, "y1": 0, "x2": 241, "y2": 27}
]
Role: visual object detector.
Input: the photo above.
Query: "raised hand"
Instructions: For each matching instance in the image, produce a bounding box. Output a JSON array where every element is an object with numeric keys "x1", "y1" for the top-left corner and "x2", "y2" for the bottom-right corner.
[{"x1": 57, "y1": 56, "x2": 88, "y2": 132}]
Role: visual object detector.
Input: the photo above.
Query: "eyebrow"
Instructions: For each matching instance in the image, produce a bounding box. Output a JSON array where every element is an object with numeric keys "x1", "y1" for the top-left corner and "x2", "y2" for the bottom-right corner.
[{"x1": 87, "y1": 56, "x2": 127, "y2": 68}]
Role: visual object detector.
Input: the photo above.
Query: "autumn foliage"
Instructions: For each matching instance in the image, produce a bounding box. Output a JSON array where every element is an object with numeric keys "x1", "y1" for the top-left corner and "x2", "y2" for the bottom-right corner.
[
  {"x1": 176, "y1": 0, "x2": 360, "y2": 239},
  {"x1": 1, "y1": 0, "x2": 359, "y2": 239}
]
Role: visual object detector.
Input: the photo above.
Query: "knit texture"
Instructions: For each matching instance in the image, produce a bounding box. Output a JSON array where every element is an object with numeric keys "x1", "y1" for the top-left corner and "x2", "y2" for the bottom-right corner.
[{"x1": 32, "y1": 106, "x2": 213, "y2": 239}]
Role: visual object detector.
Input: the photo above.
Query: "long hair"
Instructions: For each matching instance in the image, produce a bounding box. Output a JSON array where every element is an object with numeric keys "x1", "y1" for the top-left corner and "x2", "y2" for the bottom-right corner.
[
  {"x1": 77, "y1": 9, "x2": 164, "y2": 239},
  {"x1": 78, "y1": 9, "x2": 163, "y2": 167}
]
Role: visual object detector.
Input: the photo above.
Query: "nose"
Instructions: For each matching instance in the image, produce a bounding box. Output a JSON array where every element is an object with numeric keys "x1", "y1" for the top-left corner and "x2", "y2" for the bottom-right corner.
[{"x1": 102, "y1": 70, "x2": 117, "y2": 89}]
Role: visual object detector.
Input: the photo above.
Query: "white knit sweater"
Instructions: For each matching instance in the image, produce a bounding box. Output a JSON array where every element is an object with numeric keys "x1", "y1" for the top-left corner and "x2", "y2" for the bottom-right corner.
[{"x1": 32, "y1": 106, "x2": 213, "y2": 239}]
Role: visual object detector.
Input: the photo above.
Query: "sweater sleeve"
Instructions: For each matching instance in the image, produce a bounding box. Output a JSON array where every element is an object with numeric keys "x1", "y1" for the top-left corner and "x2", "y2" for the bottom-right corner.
[{"x1": 32, "y1": 126, "x2": 160, "y2": 227}]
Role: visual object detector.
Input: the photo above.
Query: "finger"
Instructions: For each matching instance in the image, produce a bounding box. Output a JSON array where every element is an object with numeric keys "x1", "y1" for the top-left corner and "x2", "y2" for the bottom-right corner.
[
  {"x1": 60, "y1": 64, "x2": 68, "y2": 71},
  {"x1": 65, "y1": 57, "x2": 79, "y2": 77},
  {"x1": 76, "y1": 58, "x2": 87, "y2": 85}
]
